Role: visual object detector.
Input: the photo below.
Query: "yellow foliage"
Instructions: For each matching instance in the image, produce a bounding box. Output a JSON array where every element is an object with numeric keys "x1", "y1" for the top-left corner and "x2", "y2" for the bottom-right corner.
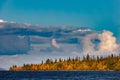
[{"x1": 10, "y1": 54, "x2": 120, "y2": 71}]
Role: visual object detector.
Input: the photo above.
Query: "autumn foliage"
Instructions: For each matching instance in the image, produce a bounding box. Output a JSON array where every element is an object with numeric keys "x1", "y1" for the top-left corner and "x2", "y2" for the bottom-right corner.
[{"x1": 10, "y1": 54, "x2": 120, "y2": 71}]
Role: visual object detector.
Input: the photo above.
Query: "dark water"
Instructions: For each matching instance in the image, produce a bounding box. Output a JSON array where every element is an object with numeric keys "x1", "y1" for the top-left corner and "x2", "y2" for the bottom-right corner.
[{"x1": 0, "y1": 71, "x2": 120, "y2": 80}]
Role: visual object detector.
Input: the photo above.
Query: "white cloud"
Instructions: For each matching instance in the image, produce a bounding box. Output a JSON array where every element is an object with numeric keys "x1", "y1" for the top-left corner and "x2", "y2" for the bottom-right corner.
[
  {"x1": 83, "y1": 33, "x2": 98, "y2": 54},
  {"x1": 83, "y1": 30, "x2": 119, "y2": 55},
  {"x1": 0, "y1": 19, "x2": 6, "y2": 22},
  {"x1": 51, "y1": 39, "x2": 60, "y2": 48},
  {"x1": 98, "y1": 30, "x2": 119, "y2": 53}
]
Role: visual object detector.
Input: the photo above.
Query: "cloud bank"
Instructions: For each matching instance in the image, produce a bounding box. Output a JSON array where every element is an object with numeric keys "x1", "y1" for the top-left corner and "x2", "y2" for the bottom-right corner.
[
  {"x1": 0, "y1": 21, "x2": 120, "y2": 69},
  {"x1": 0, "y1": 35, "x2": 30, "y2": 55}
]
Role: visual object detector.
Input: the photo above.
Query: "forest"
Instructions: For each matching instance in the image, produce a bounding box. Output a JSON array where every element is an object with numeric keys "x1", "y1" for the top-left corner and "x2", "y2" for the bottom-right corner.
[{"x1": 10, "y1": 54, "x2": 120, "y2": 71}]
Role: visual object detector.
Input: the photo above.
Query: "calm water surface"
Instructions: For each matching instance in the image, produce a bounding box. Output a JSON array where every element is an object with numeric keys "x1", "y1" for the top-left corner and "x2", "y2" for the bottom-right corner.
[{"x1": 0, "y1": 71, "x2": 120, "y2": 80}]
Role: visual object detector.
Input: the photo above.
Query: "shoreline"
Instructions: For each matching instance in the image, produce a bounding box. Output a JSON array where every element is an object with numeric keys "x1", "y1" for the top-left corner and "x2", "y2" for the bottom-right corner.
[{"x1": 1, "y1": 70, "x2": 119, "y2": 71}]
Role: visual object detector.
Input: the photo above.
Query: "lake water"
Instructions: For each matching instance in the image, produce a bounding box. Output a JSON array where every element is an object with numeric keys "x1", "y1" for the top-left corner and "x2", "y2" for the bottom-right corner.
[{"x1": 0, "y1": 71, "x2": 120, "y2": 80}]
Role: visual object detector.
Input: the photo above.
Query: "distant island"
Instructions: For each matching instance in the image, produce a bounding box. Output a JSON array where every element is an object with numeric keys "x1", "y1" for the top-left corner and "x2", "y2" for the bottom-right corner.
[{"x1": 10, "y1": 54, "x2": 120, "y2": 71}]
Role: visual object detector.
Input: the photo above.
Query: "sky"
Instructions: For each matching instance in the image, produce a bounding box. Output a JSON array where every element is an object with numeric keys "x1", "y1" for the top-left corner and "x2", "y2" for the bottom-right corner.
[
  {"x1": 0, "y1": 0, "x2": 120, "y2": 37},
  {"x1": 0, "y1": 0, "x2": 120, "y2": 27},
  {"x1": 0, "y1": 0, "x2": 120, "y2": 69}
]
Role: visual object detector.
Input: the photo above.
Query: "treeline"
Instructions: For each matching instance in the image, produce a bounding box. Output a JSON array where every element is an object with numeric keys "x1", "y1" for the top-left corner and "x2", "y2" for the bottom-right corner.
[{"x1": 10, "y1": 54, "x2": 120, "y2": 71}]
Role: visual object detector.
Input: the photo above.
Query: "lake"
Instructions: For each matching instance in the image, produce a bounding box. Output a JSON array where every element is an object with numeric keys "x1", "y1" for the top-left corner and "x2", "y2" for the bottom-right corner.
[{"x1": 0, "y1": 71, "x2": 120, "y2": 80}]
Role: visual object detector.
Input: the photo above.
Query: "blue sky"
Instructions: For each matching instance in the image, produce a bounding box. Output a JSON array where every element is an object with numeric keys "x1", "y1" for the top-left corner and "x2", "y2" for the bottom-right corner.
[{"x1": 0, "y1": 0, "x2": 120, "y2": 27}]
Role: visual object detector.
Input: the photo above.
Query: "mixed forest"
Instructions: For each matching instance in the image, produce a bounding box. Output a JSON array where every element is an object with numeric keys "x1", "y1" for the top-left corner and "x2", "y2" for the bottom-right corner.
[{"x1": 10, "y1": 54, "x2": 120, "y2": 71}]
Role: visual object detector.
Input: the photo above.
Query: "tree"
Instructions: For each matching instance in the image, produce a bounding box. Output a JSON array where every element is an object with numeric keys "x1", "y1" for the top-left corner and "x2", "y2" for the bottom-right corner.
[
  {"x1": 9, "y1": 54, "x2": 120, "y2": 71},
  {"x1": 86, "y1": 54, "x2": 90, "y2": 61},
  {"x1": 46, "y1": 59, "x2": 52, "y2": 64}
]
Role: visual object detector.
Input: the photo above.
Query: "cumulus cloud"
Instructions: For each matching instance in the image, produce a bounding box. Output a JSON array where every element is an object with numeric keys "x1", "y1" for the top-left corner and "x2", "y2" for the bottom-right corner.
[
  {"x1": 83, "y1": 30, "x2": 119, "y2": 55},
  {"x1": 98, "y1": 30, "x2": 119, "y2": 53}
]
